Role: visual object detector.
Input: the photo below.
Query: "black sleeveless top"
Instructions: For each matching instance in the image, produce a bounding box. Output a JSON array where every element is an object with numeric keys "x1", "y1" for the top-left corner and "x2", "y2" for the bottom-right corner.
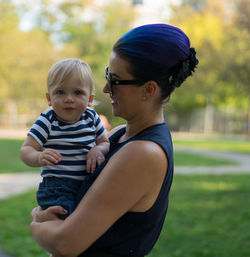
[{"x1": 76, "y1": 123, "x2": 174, "y2": 256}]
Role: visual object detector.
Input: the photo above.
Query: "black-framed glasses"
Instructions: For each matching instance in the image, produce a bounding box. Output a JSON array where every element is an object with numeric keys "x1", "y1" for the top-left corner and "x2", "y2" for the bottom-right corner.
[{"x1": 105, "y1": 67, "x2": 142, "y2": 96}]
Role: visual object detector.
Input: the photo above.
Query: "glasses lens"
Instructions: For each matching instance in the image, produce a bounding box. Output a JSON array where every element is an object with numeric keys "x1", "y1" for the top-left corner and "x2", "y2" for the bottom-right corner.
[
  {"x1": 105, "y1": 67, "x2": 113, "y2": 95},
  {"x1": 105, "y1": 67, "x2": 108, "y2": 79}
]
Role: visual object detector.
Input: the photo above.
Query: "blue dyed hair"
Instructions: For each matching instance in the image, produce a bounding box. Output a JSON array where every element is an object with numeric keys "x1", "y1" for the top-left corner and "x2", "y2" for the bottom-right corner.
[{"x1": 113, "y1": 24, "x2": 198, "y2": 102}]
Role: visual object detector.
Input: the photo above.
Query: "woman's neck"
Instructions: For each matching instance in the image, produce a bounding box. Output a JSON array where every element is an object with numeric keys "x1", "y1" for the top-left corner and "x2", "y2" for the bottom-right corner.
[{"x1": 123, "y1": 109, "x2": 164, "y2": 140}]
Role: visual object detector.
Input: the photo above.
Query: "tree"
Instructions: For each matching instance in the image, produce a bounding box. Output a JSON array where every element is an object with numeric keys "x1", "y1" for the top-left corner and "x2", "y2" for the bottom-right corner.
[
  {"x1": 163, "y1": 0, "x2": 250, "y2": 133},
  {"x1": 0, "y1": 0, "x2": 60, "y2": 130},
  {"x1": 168, "y1": 0, "x2": 250, "y2": 108},
  {"x1": 57, "y1": 1, "x2": 137, "y2": 124},
  {"x1": 11, "y1": 0, "x2": 137, "y2": 125}
]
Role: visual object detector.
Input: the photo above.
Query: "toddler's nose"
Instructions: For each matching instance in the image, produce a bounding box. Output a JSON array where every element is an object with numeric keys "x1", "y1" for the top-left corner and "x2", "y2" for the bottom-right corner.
[{"x1": 65, "y1": 94, "x2": 74, "y2": 102}]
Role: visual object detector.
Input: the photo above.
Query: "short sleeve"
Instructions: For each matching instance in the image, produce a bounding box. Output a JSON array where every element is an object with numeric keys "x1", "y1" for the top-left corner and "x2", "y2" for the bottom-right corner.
[
  {"x1": 94, "y1": 112, "x2": 106, "y2": 140},
  {"x1": 28, "y1": 111, "x2": 52, "y2": 146}
]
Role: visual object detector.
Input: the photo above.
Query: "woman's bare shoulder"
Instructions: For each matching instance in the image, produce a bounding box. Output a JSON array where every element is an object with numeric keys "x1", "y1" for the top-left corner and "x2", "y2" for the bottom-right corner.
[{"x1": 109, "y1": 140, "x2": 168, "y2": 176}]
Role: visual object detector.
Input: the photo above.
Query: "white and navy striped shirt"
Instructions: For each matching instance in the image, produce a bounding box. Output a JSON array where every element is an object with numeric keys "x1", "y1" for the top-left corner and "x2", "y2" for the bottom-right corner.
[{"x1": 28, "y1": 108, "x2": 106, "y2": 180}]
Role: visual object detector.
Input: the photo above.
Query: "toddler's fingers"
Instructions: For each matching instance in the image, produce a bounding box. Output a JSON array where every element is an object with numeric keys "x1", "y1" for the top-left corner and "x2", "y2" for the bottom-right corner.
[
  {"x1": 49, "y1": 151, "x2": 62, "y2": 162},
  {"x1": 91, "y1": 160, "x2": 97, "y2": 173},
  {"x1": 86, "y1": 159, "x2": 91, "y2": 173},
  {"x1": 97, "y1": 155, "x2": 105, "y2": 166}
]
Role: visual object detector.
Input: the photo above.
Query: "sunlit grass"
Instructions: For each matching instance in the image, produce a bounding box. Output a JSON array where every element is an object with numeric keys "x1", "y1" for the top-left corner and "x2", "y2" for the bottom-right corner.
[
  {"x1": 0, "y1": 139, "x2": 39, "y2": 173},
  {"x1": 173, "y1": 151, "x2": 237, "y2": 166},
  {"x1": 173, "y1": 137, "x2": 250, "y2": 153}
]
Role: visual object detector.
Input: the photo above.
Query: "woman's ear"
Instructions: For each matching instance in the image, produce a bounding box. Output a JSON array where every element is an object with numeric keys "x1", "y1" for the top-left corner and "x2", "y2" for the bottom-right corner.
[
  {"x1": 46, "y1": 92, "x2": 52, "y2": 106},
  {"x1": 142, "y1": 81, "x2": 158, "y2": 100},
  {"x1": 88, "y1": 94, "x2": 95, "y2": 107}
]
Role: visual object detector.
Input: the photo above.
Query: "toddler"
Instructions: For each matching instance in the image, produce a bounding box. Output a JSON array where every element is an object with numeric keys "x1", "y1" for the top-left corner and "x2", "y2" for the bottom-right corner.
[{"x1": 20, "y1": 58, "x2": 109, "y2": 218}]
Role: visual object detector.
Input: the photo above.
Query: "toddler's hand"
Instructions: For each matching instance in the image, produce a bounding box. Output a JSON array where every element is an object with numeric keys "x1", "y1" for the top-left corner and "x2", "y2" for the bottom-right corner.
[
  {"x1": 38, "y1": 149, "x2": 62, "y2": 166},
  {"x1": 86, "y1": 146, "x2": 105, "y2": 173}
]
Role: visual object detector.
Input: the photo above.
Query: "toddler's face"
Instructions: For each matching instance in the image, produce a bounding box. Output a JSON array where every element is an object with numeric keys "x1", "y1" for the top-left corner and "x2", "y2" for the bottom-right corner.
[{"x1": 46, "y1": 73, "x2": 94, "y2": 124}]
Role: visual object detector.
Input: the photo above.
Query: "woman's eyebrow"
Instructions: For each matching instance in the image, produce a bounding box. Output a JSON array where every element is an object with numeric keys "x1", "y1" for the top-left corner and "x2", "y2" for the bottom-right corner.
[{"x1": 109, "y1": 72, "x2": 121, "y2": 79}]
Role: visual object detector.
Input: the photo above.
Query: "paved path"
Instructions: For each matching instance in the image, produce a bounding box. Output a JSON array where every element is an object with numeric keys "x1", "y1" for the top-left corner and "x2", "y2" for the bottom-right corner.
[
  {"x1": 0, "y1": 148, "x2": 249, "y2": 257},
  {"x1": 174, "y1": 146, "x2": 250, "y2": 174},
  {"x1": 0, "y1": 172, "x2": 41, "y2": 201},
  {"x1": 0, "y1": 249, "x2": 12, "y2": 257}
]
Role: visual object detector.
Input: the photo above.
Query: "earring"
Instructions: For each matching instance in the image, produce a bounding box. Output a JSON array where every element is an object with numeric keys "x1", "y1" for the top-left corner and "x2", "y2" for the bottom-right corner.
[{"x1": 142, "y1": 96, "x2": 147, "y2": 100}]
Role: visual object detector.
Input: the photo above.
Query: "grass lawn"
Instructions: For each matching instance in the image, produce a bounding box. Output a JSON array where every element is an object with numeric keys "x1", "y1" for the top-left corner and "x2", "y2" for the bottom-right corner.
[
  {"x1": 173, "y1": 152, "x2": 237, "y2": 166},
  {"x1": 149, "y1": 175, "x2": 250, "y2": 257},
  {"x1": 0, "y1": 138, "x2": 239, "y2": 174},
  {"x1": 0, "y1": 139, "x2": 39, "y2": 173},
  {"x1": 0, "y1": 175, "x2": 249, "y2": 257},
  {"x1": 173, "y1": 137, "x2": 250, "y2": 153}
]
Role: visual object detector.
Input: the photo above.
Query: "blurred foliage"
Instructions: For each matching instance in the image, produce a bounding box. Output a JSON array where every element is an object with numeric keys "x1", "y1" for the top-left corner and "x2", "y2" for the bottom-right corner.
[
  {"x1": 0, "y1": 0, "x2": 249, "y2": 128},
  {"x1": 1, "y1": 0, "x2": 137, "y2": 125},
  {"x1": 169, "y1": 0, "x2": 250, "y2": 111},
  {"x1": 0, "y1": 1, "x2": 57, "y2": 101}
]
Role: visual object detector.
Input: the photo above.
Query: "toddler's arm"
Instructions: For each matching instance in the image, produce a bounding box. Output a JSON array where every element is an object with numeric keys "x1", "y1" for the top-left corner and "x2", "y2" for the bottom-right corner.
[
  {"x1": 20, "y1": 135, "x2": 62, "y2": 167},
  {"x1": 86, "y1": 134, "x2": 110, "y2": 173}
]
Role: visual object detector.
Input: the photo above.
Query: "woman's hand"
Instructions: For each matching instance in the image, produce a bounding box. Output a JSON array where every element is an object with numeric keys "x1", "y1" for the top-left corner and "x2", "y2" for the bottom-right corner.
[{"x1": 31, "y1": 206, "x2": 67, "y2": 223}]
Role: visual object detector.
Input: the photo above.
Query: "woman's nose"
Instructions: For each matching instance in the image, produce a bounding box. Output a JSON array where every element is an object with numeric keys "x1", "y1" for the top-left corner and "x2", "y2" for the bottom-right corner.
[{"x1": 103, "y1": 82, "x2": 110, "y2": 94}]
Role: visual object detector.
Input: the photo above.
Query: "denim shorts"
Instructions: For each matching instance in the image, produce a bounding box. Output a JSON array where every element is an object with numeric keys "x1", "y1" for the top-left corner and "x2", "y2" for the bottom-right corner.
[{"x1": 36, "y1": 176, "x2": 82, "y2": 219}]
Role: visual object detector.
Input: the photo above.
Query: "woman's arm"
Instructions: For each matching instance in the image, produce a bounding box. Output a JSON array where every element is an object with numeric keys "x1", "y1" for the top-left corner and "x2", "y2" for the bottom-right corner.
[{"x1": 30, "y1": 140, "x2": 167, "y2": 256}]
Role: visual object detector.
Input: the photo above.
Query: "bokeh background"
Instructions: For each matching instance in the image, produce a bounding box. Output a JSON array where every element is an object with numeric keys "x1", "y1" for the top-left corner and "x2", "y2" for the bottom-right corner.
[{"x1": 0, "y1": 0, "x2": 249, "y2": 135}]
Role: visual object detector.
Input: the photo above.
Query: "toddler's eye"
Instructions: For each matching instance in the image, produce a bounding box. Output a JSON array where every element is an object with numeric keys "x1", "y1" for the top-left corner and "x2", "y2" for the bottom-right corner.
[
  {"x1": 75, "y1": 90, "x2": 83, "y2": 95},
  {"x1": 56, "y1": 90, "x2": 64, "y2": 95}
]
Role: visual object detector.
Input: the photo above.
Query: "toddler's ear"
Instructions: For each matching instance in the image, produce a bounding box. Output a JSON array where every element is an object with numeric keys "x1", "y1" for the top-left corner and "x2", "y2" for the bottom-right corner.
[
  {"x1": 46, "y1": 92, "x2": 52, "y2": 106},
  {"x1": 88, "y1": 94, "x2": 95, "y2": 107}
]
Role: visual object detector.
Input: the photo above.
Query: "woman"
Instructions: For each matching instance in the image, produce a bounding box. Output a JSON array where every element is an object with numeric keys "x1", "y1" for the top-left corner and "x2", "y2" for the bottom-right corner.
[{"x1": 30, "y1": 24, "x2": 198, "y2": 257}]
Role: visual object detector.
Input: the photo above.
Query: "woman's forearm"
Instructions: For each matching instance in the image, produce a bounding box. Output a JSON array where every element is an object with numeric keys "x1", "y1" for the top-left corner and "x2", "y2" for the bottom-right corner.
[{"x1": 30, "y1": 220, "x2": 73, "y2": 257}]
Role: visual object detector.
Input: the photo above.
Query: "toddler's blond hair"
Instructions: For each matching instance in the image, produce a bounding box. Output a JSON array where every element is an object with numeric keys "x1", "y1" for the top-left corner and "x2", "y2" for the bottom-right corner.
[{"x1": 47, "y1": 58, "x2": 94, "y2": 93}]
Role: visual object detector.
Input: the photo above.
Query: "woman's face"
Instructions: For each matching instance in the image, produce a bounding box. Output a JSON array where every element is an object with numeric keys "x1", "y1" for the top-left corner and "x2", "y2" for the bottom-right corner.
[{"x1": 103, "y1": 51, "x2": 144, "y2": 120}]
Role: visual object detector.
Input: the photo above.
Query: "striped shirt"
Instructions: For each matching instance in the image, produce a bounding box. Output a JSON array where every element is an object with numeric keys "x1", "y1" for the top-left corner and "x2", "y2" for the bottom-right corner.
[{"x1": 28, "y1": 108, "x2": 106, "y2": 180}]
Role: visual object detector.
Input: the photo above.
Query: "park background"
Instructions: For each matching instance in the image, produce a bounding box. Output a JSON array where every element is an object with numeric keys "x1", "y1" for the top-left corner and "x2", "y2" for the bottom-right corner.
[
  {"x1": 0, "y1": 0, "x2": 249, "y2": 257},
  {"x1": 0, "y1": 0, "x2": 249, "y2": 135}
]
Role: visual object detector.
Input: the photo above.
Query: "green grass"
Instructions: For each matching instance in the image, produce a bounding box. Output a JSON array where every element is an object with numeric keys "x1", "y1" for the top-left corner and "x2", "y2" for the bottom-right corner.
[
  {"x1": 0, "y1": 139, "x2": 39, "y2": 173},
  {"x1": 149, "y1": 175, "x2": 250, "y2": 257},
  {"x1": 173, "y1": 138, "x2": 250, "y2": 153},
  {"x1": 0, "y1": 190, "x2": 49, "y2": 257},
  {"x1": 173, "y1": 152, "x2": 237, "y2": 166},
  {"x1": 0, "y1": 138, "x2": 238, "y2": 174},
  {"x1": 0, "y1": 175, "x2": 249, "y2": 257}
]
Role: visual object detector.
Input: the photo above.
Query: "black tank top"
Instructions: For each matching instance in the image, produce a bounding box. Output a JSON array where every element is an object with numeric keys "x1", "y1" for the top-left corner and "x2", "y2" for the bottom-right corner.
[{"x1": 76, "y1": 123, "x2": 174, "y2": 256}]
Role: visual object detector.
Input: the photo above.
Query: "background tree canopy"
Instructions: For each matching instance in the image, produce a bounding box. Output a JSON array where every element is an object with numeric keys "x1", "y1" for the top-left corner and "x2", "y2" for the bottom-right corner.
[{"x1": 0, "y1": 0, "x2": 249, "y2": 132}]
